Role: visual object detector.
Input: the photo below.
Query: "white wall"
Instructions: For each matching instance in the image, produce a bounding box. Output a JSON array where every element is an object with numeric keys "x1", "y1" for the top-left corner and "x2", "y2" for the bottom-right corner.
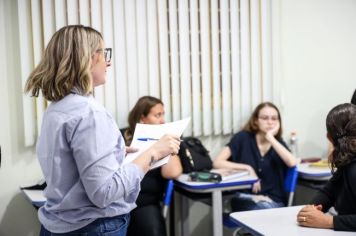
[
  {"x1": 279, "y1": 0, "x2": 356, "y2": 158},
  {"x1": 0, "y1": 1, "x2": 43, "y2": 235},
  {"x1": 0, "y1": 0, "x2": 355, "y2": 236}
]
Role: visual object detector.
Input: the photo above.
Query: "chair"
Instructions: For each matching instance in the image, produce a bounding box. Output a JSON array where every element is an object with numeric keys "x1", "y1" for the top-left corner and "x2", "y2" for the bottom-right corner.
[
  {"x1": 223, "y1": 166, "x2": 299, "y2": 235},
  {"x1": 162, "y1": 179, "x2": 174, "y2": 218}
]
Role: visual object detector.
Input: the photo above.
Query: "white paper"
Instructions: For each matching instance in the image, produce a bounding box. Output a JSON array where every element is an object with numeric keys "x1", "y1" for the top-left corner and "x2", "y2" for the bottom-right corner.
[{"x1": 124, "y1": 118, "x2": 191, "y2": 169}]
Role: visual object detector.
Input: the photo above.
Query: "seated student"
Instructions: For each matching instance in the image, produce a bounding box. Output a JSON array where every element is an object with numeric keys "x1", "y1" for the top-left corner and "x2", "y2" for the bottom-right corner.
[
  {"x1": 213, "y1": 102, "x2": 296, "y2": 211},
  {"x1": 125, "y1": 96, "x2": 183, "y2": 236},
  {"x1": 297, "y1": 103, "x2": 356, "y2": 232}
]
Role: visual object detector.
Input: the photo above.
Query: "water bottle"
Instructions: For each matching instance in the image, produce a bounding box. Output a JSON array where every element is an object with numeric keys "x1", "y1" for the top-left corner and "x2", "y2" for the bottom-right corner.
[{"x1": 289, "y1": 131, "x2": 299, "y2": 158}]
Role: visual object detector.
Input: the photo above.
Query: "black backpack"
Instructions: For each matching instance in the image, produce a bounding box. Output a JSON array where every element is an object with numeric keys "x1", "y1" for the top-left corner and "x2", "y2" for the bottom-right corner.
[{"x1": 178, "y1": 137, "x2": 213, "y2": 173}]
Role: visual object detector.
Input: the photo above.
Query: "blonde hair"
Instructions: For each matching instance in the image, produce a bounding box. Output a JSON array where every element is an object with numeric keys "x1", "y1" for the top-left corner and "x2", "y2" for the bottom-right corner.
[{"x1": 25, "y1": 25, "x2": 103, "y2": 101}]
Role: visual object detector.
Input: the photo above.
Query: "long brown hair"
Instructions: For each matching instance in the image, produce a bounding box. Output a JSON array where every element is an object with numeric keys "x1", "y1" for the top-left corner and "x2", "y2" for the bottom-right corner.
[
  {"x1": 24, "y1": 25, "x2": 103, "y2": 101},
  {"x1": 125, "y1": 96, "x2": 163, "y2": 145},
  {"x1": 242, "y1": 102, "x2": 283, "y2": 139},
  {"x1": 327, "y1": 103, "x2": 356, "y2": 173}
]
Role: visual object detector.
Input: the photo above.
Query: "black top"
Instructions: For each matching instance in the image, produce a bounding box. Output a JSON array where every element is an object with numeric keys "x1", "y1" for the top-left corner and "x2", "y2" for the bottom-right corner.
[
  {"x1": 135, "y1": 168, "x2": 167, "y2": 207},
  {"x1": 311, "y1": 160, "x2": 356, "y2": 232},
  {"x1": 227, "y1": 131, "x2": 288, "y2": 204}
]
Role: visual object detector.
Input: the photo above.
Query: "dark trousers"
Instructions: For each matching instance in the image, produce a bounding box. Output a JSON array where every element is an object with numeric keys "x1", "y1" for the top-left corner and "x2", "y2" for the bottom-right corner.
[
  {"x1": 39, "y1": 214, "x2": 130, "y2": 236},
  {"x1": 126, "y1": 204, "x2": 166, "y2": 236}
]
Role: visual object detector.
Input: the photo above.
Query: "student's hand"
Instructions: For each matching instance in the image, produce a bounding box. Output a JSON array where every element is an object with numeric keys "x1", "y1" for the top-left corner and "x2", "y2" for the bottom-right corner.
[
  {"x1": 252, "y1": 180, "x2": 261, "y2": 193},
  {"x1": 150, "y1": 134, "x2": 181, "y2": 161},
  {"x1": 252, "y1": 195, "x2": 272, "y2": 203},
  {"x1": 297, "y1": 205, "x2": 333, "y2": 229},
  {"x1": 125, "y1": 146, "x2": 138, "y2": 155},
  {"x1": 265, "y1": 124, "x2": 280, "y2": 141},
  {"x1": 247, "y1": 167, "x2": 261, "y2": 193}
]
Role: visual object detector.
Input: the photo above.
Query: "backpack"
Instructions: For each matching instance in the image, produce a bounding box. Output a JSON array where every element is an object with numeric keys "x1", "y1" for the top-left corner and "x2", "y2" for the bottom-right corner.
[{"x1": 178, "y1": 137, "x2": 213, "y2": 173}]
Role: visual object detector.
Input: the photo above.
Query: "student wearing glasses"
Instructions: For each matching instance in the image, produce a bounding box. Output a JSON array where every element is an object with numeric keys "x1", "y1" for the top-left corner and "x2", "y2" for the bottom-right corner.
[
  {"x1": 297, "y1": 103, "x2": 356, "y2": 232},
  {"x1": 124, "y1": 96, "x2": 183, "y2": 236},
  {"x1": 213, "y1": 102, "x2": 297, "y2": 211},
  {"x1": 25, "y1": 25, "x2": 180, "y2": 236}
]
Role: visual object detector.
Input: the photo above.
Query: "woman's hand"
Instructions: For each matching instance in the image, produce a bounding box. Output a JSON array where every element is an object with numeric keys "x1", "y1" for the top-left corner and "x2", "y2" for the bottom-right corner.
[
  {"x1": 125, "y1": 146, "x2": 138, "y2": 155},
  {"x1": 247, "y1": 167, "x2": 261, "y2": 193},
  {"x1": 265, "y1": 124, "x2": 280, "y2": 141},
  {"x1": 297, "y1": 205, "x2": 333, "y2": 229},
  {"x1": 150, "y1": 134, "x2": 181, "y2": 161}
]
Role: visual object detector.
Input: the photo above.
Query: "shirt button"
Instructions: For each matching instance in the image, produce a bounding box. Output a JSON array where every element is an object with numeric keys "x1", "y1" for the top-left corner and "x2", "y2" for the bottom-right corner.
[{"x1": 258, "y1": 168, "x2": 262, "y2": 172}]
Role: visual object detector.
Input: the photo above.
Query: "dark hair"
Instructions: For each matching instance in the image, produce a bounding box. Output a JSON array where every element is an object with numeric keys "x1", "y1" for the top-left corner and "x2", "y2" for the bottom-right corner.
[
  {"x1": 351, "y1": 89, "x2": 356, "y2": 105},
  {"x1": 124, "y1": 96, "x2": 163, "y2": 145},
  {"x1": 327, "y1": 103, "x2": 356, "y2": 172},
  {"x1": 242, "y1": 102, "x2": 283, "y2": 139}
]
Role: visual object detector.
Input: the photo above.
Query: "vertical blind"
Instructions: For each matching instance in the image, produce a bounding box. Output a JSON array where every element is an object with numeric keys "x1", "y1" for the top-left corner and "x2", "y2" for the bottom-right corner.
[{"x1": 18, "y1": 0, "x2": 274, "y2": 147}]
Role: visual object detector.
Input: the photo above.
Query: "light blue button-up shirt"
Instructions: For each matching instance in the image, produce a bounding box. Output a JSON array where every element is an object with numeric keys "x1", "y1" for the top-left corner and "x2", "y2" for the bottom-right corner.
[{"x1": 37, "y1": 93, "x2": 144, "y2": 233}]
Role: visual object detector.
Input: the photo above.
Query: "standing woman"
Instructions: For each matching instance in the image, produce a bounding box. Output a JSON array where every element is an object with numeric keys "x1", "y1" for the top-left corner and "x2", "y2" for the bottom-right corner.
[
  {"x1": 297, "y1": 103, "x2": 356, "y2": 231},
  {"x1": 24, "y1": 25, "x2": 180, "y2": 235},
  {"x1": 124, "y1": 96, "x2": 183, "y2": 236},
  {"x1": 213, "y1": 102, "x2": 296, "y2": 211}
]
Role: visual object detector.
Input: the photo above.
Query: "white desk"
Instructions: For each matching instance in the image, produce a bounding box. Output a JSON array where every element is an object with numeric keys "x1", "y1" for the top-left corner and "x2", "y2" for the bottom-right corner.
[
  {"x1": 21, "y1": 189, "x2": 46, "y2": 208},
  {"x1": 298, "y1": 163, "x2": 332, "y2": 181},
  {"x1": 230, "y1": 205, "x2": 354, "y2": 236},
  {"x1": 174, "y1": 174, "x2": 258, "y2": 236}
]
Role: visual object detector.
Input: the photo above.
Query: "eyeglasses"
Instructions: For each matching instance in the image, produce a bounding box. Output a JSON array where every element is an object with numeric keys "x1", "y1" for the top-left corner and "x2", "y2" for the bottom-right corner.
[
  {"x1": 258, "y1": 115, "x2": 279, "y2": 122},
  {"x1": 96, "y1": 48, "x2": 112, "y2": 63}
]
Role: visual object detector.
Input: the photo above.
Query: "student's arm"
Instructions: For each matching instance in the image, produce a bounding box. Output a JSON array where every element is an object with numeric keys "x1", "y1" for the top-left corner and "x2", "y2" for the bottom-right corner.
[
  {"x1": 213, "y1": 146, "x2": 260, "y2": 193},
  {"x1": 265, "y1": 131, "x2": 297, "y2": 167},
  {"x1": 333, "y1": 215, "x2": 356, "y2": 231},
  {"x1": 298, "y1": 205, "x2": 356, "y2": 231},
  {"x1": 213, "y1": 147, "x2": 255, "y2": 174},
  {"x1": 161, "y1": 154, "x2": 183, "y2": 179},
  {"x1": 310, "y1": 178, "x2": 336, "y2": 212}
]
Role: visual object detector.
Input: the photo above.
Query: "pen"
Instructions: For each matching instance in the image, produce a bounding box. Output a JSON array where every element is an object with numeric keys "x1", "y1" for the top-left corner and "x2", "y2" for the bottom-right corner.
[{"x1": 137, "y1": 138, "x2": 159, "y2": 141}]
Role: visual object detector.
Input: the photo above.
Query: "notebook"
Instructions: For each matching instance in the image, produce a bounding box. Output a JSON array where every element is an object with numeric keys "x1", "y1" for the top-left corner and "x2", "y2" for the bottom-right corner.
[{"x1": 210, "y1": 168, "x2": 249, "y2": 181}]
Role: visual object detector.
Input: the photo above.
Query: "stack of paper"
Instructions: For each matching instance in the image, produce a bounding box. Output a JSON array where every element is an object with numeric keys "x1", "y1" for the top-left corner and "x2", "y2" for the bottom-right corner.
[
  {"x1": 124, "y1": 118, "x2": 191, "y2": 169},
  {"x1": 210, "y1": 168, "x2": 249, "y2": 181}
]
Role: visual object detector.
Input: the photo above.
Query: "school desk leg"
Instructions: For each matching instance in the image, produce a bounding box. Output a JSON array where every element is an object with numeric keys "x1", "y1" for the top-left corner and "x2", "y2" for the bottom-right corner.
[{"x1": 212, "y1": 190, "x2": 223, "y2": 236}]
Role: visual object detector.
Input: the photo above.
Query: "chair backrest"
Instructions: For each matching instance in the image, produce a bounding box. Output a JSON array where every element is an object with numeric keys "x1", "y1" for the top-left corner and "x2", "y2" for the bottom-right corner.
[
  {"x1": 284, "y1": 166, "x2": 298, "y2": 206},
  {"x1": 162, "y1": 179, "x2": 174, "y2": 218}
]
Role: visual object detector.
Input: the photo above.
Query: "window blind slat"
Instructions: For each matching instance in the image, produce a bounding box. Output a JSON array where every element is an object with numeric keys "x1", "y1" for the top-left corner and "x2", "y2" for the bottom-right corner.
[
  {"x1": 178, "y1": 0, "x2": 192, "y2": 135},
  {"x1": 79, "y1": 0, "x2": 90, "y2": 25},
  {"x1": 90, "y1": 0, "x2": 105, "y2": 106},
  {"x1": 250, "y1": 0, "x2": 262, "y2": 108},
  {"x1": 113, "y1": 0, "x2": 129, "y2": 128},
  {"x1": 31, "y1": 0, "x2": 46, "y2": 135},
  {"x1": 240, "y1": 0, "x2": 252, "y2": 120},
  {"x1": 136, "y1": 0, "x2": 149, "y2": 96},
  {"x1": 54, "y1": 0, "x2": 67, "y2": 30},
  {"x1": 147, "y1": 0, "x2": 160, "y2": 97},
  {"x1": 168, "y1": 0, "x2": 180, "y2": 121},
  {"x1": 67, "y1": 0, "x2": 79, "y2": 25},
  {"x1": 125, "y1": 0, "x2": 139, "y2": 109},
  {"x1": 18, "y1": 0, "x2": 36, "y2": 146},
  {"x1": 211, "y1": 0, "x2": 221, "y2": 135},
  {"x1": 221, "y1": 0, "x2": 232, "y2": 134},
  {"x1": 102, "y1": 0, "x2": 116, "y2": 119},
  {"x1": 261, "y1": 0, "x2": 273, "y2": 101},
  {"x1": 157, "y1": 0, "x2": 171, "y2": 122},
  {"x1": 200, "y1": 0, "x2": 212, "y2": 135},
  {"x1": 189, "y1": 0, "x2": 201, "y2": 136}
]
